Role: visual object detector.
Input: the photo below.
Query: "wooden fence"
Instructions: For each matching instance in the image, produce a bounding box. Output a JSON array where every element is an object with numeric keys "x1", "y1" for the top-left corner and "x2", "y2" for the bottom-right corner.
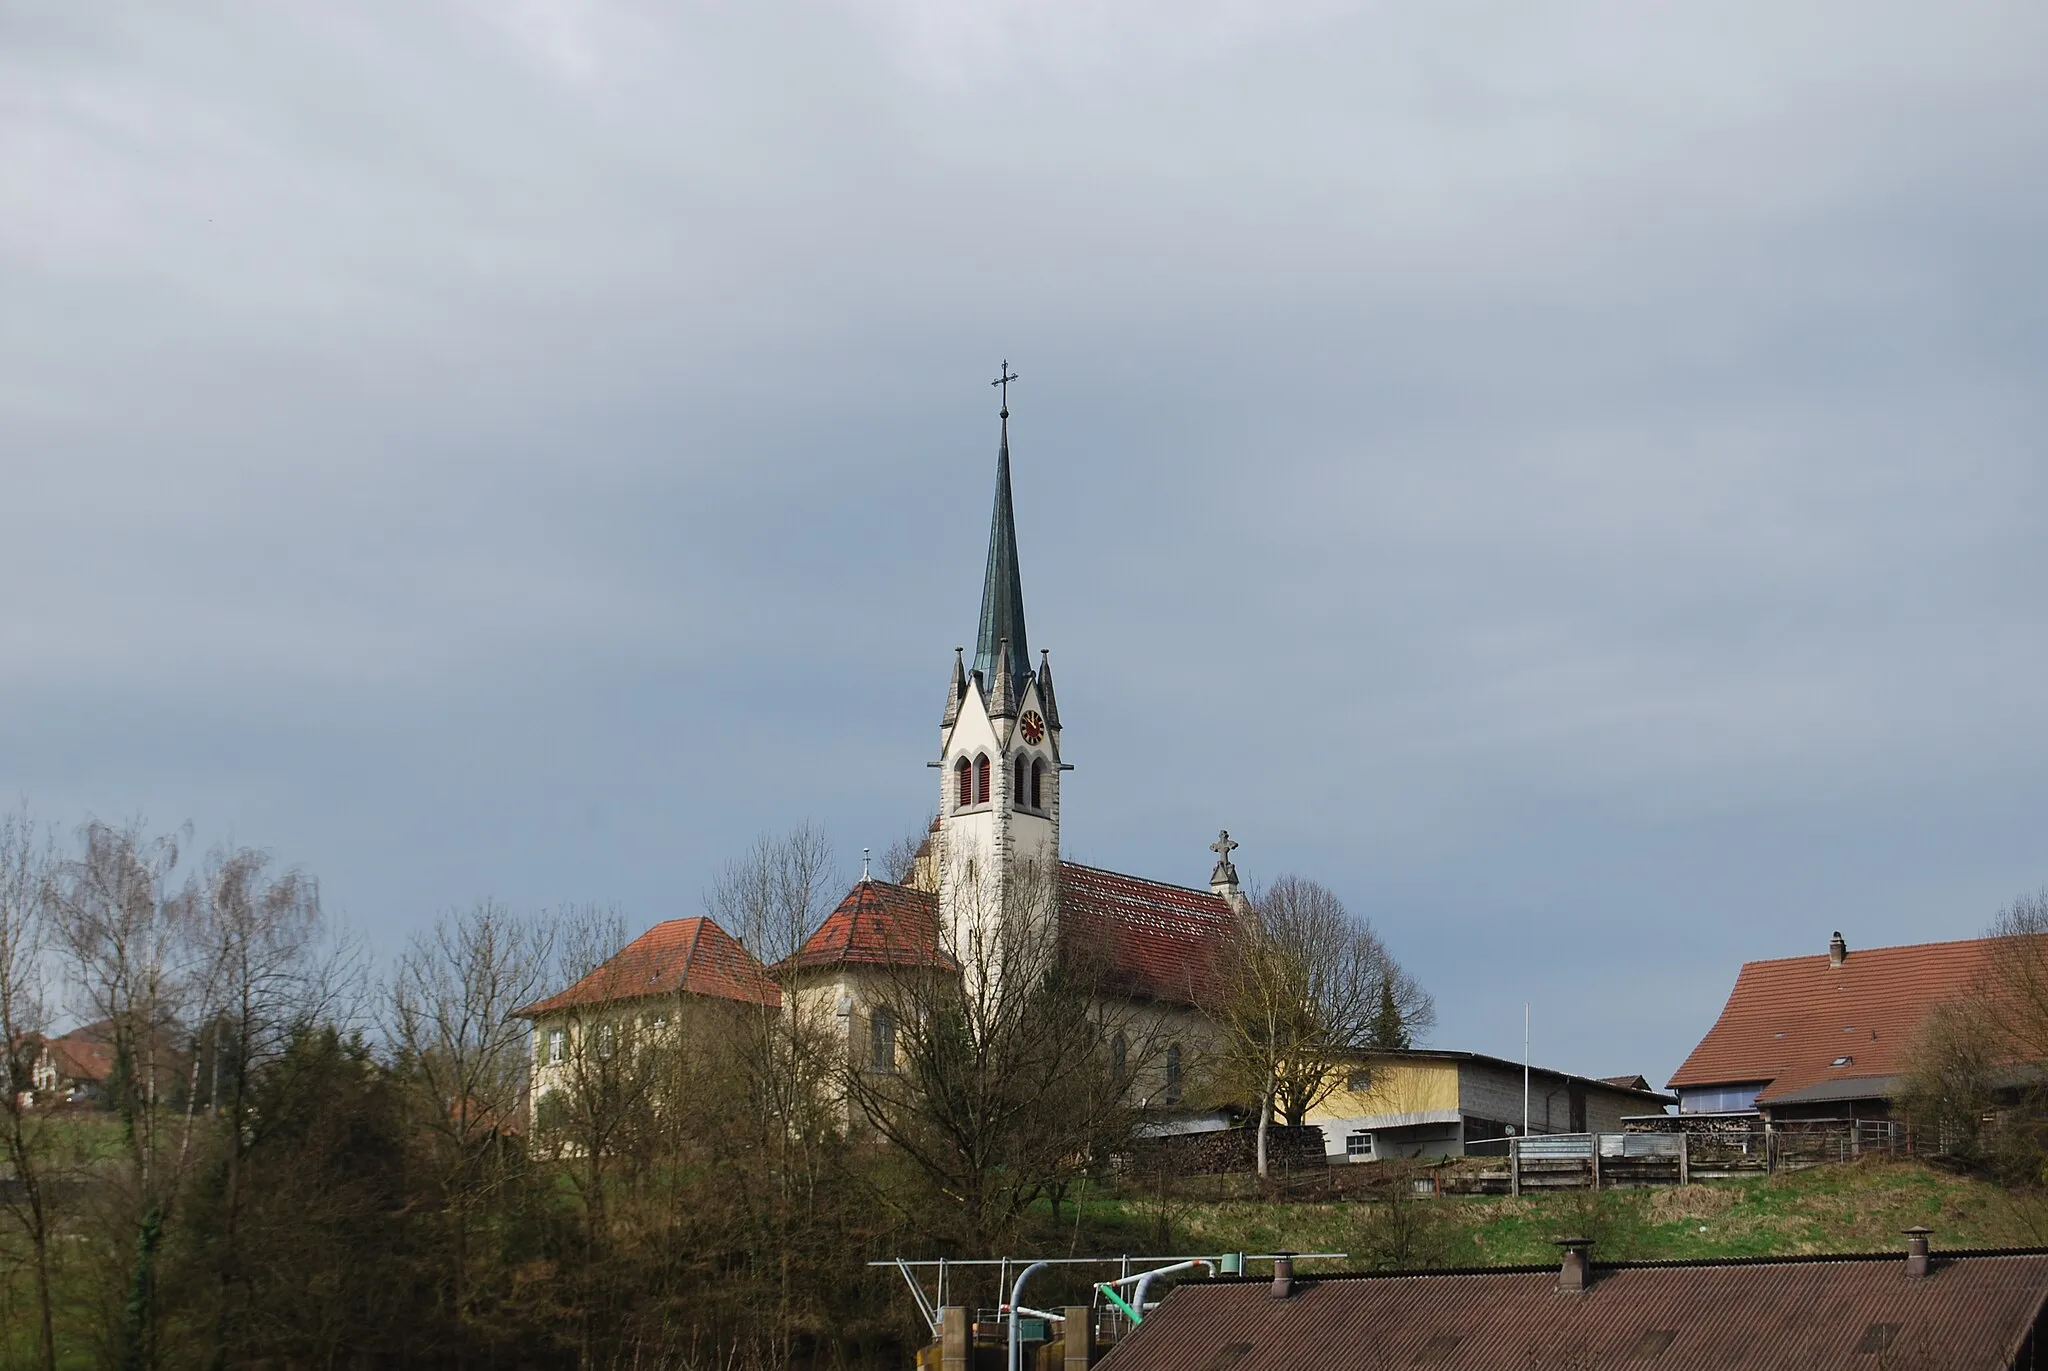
[{"x1": 1430, "y1": 1121, "x2": 1906, "y2": 1196}]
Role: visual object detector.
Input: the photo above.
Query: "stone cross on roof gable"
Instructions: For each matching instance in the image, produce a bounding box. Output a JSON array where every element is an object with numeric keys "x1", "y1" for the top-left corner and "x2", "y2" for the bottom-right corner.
[{"x1": 1209, "y1": 829, "x2": 1240, "y2": 887}]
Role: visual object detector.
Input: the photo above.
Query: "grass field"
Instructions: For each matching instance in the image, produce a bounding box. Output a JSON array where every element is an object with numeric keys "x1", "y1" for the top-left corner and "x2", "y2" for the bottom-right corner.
[{"x1": 1084, "y1": 1158, "x2": 2048, "y2": 1269}]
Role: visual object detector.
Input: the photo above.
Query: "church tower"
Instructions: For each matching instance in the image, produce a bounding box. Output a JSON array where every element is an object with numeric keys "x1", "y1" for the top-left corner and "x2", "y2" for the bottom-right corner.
[{"x1": 935, "y1": 370, "x2": 1063, "y2": 998}]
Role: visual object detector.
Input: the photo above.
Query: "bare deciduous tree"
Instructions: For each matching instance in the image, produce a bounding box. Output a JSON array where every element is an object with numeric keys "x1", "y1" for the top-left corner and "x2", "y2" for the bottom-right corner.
[
  {"x1": 703, "y1": 827, "x2": 850, "y2": 1365},
  {"x1": 846, "y1": 856, "x2": 1143, "y2": 1251},
  {"x1": 388, "y1": 900, "x2": 553, "y2": 1330},
  {"x1": 1214, "y1": 875, "x2": 1435, "y2": 1177},
  {"x1": 184, "y1": 844, "x2": 344, "y2": 1354},
  {"x1": 1903, "y1": 890, "x2": 2048, "y2": 1179},
  {"x1": 0, "y1": 808, "x2": 59, "y2": 1371},
  {"x1": 877, "y1": 816, "x2": 935, "y2": 888}
]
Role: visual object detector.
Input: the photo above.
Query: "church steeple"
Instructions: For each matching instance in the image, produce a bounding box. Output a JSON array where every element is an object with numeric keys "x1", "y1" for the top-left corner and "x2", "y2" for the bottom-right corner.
[{"x1": 973, "y1": 382, "x2": 1032, "y2": 705}]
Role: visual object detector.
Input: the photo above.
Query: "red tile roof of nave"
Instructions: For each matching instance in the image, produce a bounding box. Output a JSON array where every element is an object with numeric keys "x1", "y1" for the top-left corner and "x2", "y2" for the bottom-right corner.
[
  {"x1": 1668, "y1": 935, "x2": 2008, "y2": 1102},
  {"x1": 777, "y1": 881, "x2": 955, "y2": 974},
  {"x1": 1056, "y1": 861, "x2": 1238, "y2": 1009},
  {"x1": 515, "y1": 917, "x2": 779, "y2": 1018}
]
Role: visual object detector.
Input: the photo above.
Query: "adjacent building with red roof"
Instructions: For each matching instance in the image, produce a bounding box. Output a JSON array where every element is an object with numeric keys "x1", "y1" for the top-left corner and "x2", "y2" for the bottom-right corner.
[
  {"x1": 516, "y1": 916, "x2": 779, "y2": 1102},
  {"x1": 1669, "y1": 930, "x2": 2006, "y2": 1120}
]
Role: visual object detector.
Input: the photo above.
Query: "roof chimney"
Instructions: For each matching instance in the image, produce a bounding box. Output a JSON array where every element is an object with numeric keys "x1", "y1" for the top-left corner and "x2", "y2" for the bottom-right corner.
[
  {"x1": 1904, "y1": 1226, "x2": 1932, "y2": 1279},
  {"x1": 1269, "y1": 1254, "x2": 1295, "y2": 1300},
  {"x1": 1829, "y1": 931, "x2": 1848, "y2": 968},
  {"x1": 1555, "y1": 1237, "x2": 1593, "y2": 1293}
]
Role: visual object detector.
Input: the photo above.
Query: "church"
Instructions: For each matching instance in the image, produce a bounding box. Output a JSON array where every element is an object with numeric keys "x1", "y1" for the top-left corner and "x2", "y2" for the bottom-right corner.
[{"x1": 520, "y1": 382, "x2": 1249, "y2": 1115}]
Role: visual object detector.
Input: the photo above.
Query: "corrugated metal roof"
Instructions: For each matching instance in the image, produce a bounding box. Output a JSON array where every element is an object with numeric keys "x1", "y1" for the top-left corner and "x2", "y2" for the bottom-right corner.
[
  {"x1": 1669, "y1": 935, "x2": 2016, "y2": 1103},
  {"x1": 1099, "y1": 1250, "x2": 2048, "y2": 1371}
]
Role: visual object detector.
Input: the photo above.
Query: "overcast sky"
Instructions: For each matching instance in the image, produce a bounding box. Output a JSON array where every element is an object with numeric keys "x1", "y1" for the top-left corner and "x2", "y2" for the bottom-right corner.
[{"x1": 4, "y1": 2, "x2": 2045, "y2": 1084}]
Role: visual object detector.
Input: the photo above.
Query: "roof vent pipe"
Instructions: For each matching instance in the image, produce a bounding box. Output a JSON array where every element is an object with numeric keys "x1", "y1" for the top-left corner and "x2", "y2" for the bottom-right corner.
[
  {"x1": 1269, "y1": 1254, "x2": 1295, "y2": 1300},
  {"x1": 1555, "y1": 1237, "x2": 1593, "y2": 1293},
  {"x1": 1829, "y1": 932, "x2": 1848, "y2": 968},
  {"x1": 1904, "y1": 1226, "x2": 1932, "y2": 1279}
]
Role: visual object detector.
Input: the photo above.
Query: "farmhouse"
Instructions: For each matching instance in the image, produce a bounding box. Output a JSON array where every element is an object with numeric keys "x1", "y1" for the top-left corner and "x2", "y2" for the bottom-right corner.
[{"x1": 1669, "y1": 931, "x2": 2004, "y2": 1122}]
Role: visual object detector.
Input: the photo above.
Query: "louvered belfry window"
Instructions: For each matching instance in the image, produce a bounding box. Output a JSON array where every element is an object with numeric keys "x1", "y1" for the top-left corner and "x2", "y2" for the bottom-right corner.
[
  {"x1": 975, "y1": 755, "x2": 991, "y2": 805},
  {"x1": 1014, "y1": 755, "x2": 1028, "y2": 805},
  {"x1": 956, "y1": 757, "x2": 973, "y2": 809},
  {"x1": 1030, "y1": 758, "x2": 1045, "y2": 810}
]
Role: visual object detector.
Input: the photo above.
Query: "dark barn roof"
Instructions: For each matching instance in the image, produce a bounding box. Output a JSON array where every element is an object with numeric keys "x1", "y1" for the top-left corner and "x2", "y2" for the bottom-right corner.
[{"x1": 1099, "y1": 1249, "x2": 2048, "y2": 1371}]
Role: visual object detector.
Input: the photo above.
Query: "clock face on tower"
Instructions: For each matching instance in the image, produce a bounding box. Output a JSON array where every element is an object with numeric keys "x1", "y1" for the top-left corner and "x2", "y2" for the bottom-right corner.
[{"x1": 1019, "y1": 710, "x2": 1045, "y2": 745}]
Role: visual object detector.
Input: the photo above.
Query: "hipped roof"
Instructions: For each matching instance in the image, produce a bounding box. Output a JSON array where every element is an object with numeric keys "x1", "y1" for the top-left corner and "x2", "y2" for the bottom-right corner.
[
  {"x1": 776, "y1": 881, "x2": 955, "y2": 974},
  {"x1": 515, "y1": 917, "x2": 779, "y2": 1018}
]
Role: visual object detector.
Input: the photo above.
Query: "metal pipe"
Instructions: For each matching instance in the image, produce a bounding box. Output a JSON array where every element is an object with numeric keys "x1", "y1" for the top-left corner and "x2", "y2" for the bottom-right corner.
[
  {"x1": 1008, "y1": 1262, "x2": 1050, "y2": 1371},
  {"x1": 1132, "y1": 1259, "x2": 1212, "y2": 1317}
]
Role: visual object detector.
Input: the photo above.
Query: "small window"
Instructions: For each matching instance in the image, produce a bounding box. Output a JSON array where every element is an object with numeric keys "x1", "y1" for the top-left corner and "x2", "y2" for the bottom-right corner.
[
  {"x1": 1628, "y1": 1329, "x2": 1677, "y2": 1359},
  {"x1": 1831, "y1": 1055, "x2": 1853, "y2": 1068},
  {"x1": 1164, "y1": 1043, "x2": 1183, "y2": 1105},
  {"x1": 1111, "y1": 1033, "x2": 1128, "y2": 1084},
  {"x1": 1413, "y1": 1335, "x2": 1460, "y2": 1365},
  {"x1": 547, "y1": 1029, "x2": 565, "y2": 1065},
  {"x1": 1014, "y1": 754, "x2": 1028, "y2": 805},
  {"x1": 1347, "y1": 1069, "x2": 1374, "y2": 1094},
  {"x1": 1854, "y1": 1324, "x2": 1900, "y2": 1355},
  {"x1": 1346, "y1": 1131, "x2": 1372, "y2": 1159},
  {"x1": 975, "y1": 755, "x2": 991, "y2": 805},
  {"x1": 1030, "y1": 758, "x2": 1046, "y2": 809},
  {"x1": 955, "y1": 757, "x2": 973, "y2": 808},
  {"x1": 870, "y1": 1009, "x2": 897, "y2": 1073}
]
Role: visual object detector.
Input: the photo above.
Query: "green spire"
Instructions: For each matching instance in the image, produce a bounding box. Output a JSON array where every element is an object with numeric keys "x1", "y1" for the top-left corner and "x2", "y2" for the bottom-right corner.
[{"x1": 973, "y1": 408, "x2": 1031, "y2": 701}]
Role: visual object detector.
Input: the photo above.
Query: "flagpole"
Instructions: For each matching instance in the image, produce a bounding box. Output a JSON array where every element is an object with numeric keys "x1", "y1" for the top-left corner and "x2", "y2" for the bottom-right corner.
[{"x1": 1523, "y1": 1002, "x2": 1531, "y2": 1141}]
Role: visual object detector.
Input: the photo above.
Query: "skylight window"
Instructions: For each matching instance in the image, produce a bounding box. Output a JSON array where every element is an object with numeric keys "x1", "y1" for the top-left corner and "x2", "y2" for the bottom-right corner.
[
  {"x1": 1831, "y1": 1055, "x2": 1853, "y2": 1068},
  {"x1": 1628, "y1": 1329, "x2": 1677, "y2": 1359}
]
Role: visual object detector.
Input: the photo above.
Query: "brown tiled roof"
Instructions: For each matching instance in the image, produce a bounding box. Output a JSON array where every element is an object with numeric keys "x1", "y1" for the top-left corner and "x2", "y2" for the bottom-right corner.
[
  {"x1": 1099, "y1": 1250, "x2": 2048, "y2": 1371},
  {"x1": 37, "y1": 1022, "x2": 118, "y2": 1084},
  {"x1": 777, "y1": 864, "x2": 1237, "y2": 1007},
  {"x1": 778, "y1": 881, "x2": 955, "y2": 974},
  {"x1": 515, "y1": 917, "x2": 779, "y2": 1017},
  {"x1": 1669, "y1": 936, "x2": 2005, "y2": 1103},
  {"x1": 1056, "y1": 861, "x2": 1237, "y2": 1008}
]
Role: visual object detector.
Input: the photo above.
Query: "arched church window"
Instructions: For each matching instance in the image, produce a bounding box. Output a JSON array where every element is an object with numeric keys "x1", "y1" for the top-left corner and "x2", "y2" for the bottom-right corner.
[
  {"x1": 1030, "y1": 758, "x2": 1046, "y2": 810},
  {"x1": 1014, "y1": 754, "x2": 1028, "y2": 805},
  {"x1": 870, "y1": 1009, "x2": 897, "y2": 1073},
  {"x1": 975, "y1": 754, "x2": 991, "y2": 805},
  {"x1": 955, "y1": 757, "x2": 973, "y2": 809},
  {"x1": 1165, "y1": 1043, "x2": 1183, "y2": 1104}
]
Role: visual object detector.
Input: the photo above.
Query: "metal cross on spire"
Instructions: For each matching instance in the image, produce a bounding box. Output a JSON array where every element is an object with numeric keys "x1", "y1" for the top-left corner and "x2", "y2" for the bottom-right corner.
[{"x1": 991, "y1": 359, "x2": 1019, "y2": 416}]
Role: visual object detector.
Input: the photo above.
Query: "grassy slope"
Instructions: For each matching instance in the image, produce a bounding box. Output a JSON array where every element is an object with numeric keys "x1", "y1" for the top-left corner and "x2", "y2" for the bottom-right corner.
[{"x1": 1085, "y1": 1160, "x2": 2048, "y2": 1269}]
